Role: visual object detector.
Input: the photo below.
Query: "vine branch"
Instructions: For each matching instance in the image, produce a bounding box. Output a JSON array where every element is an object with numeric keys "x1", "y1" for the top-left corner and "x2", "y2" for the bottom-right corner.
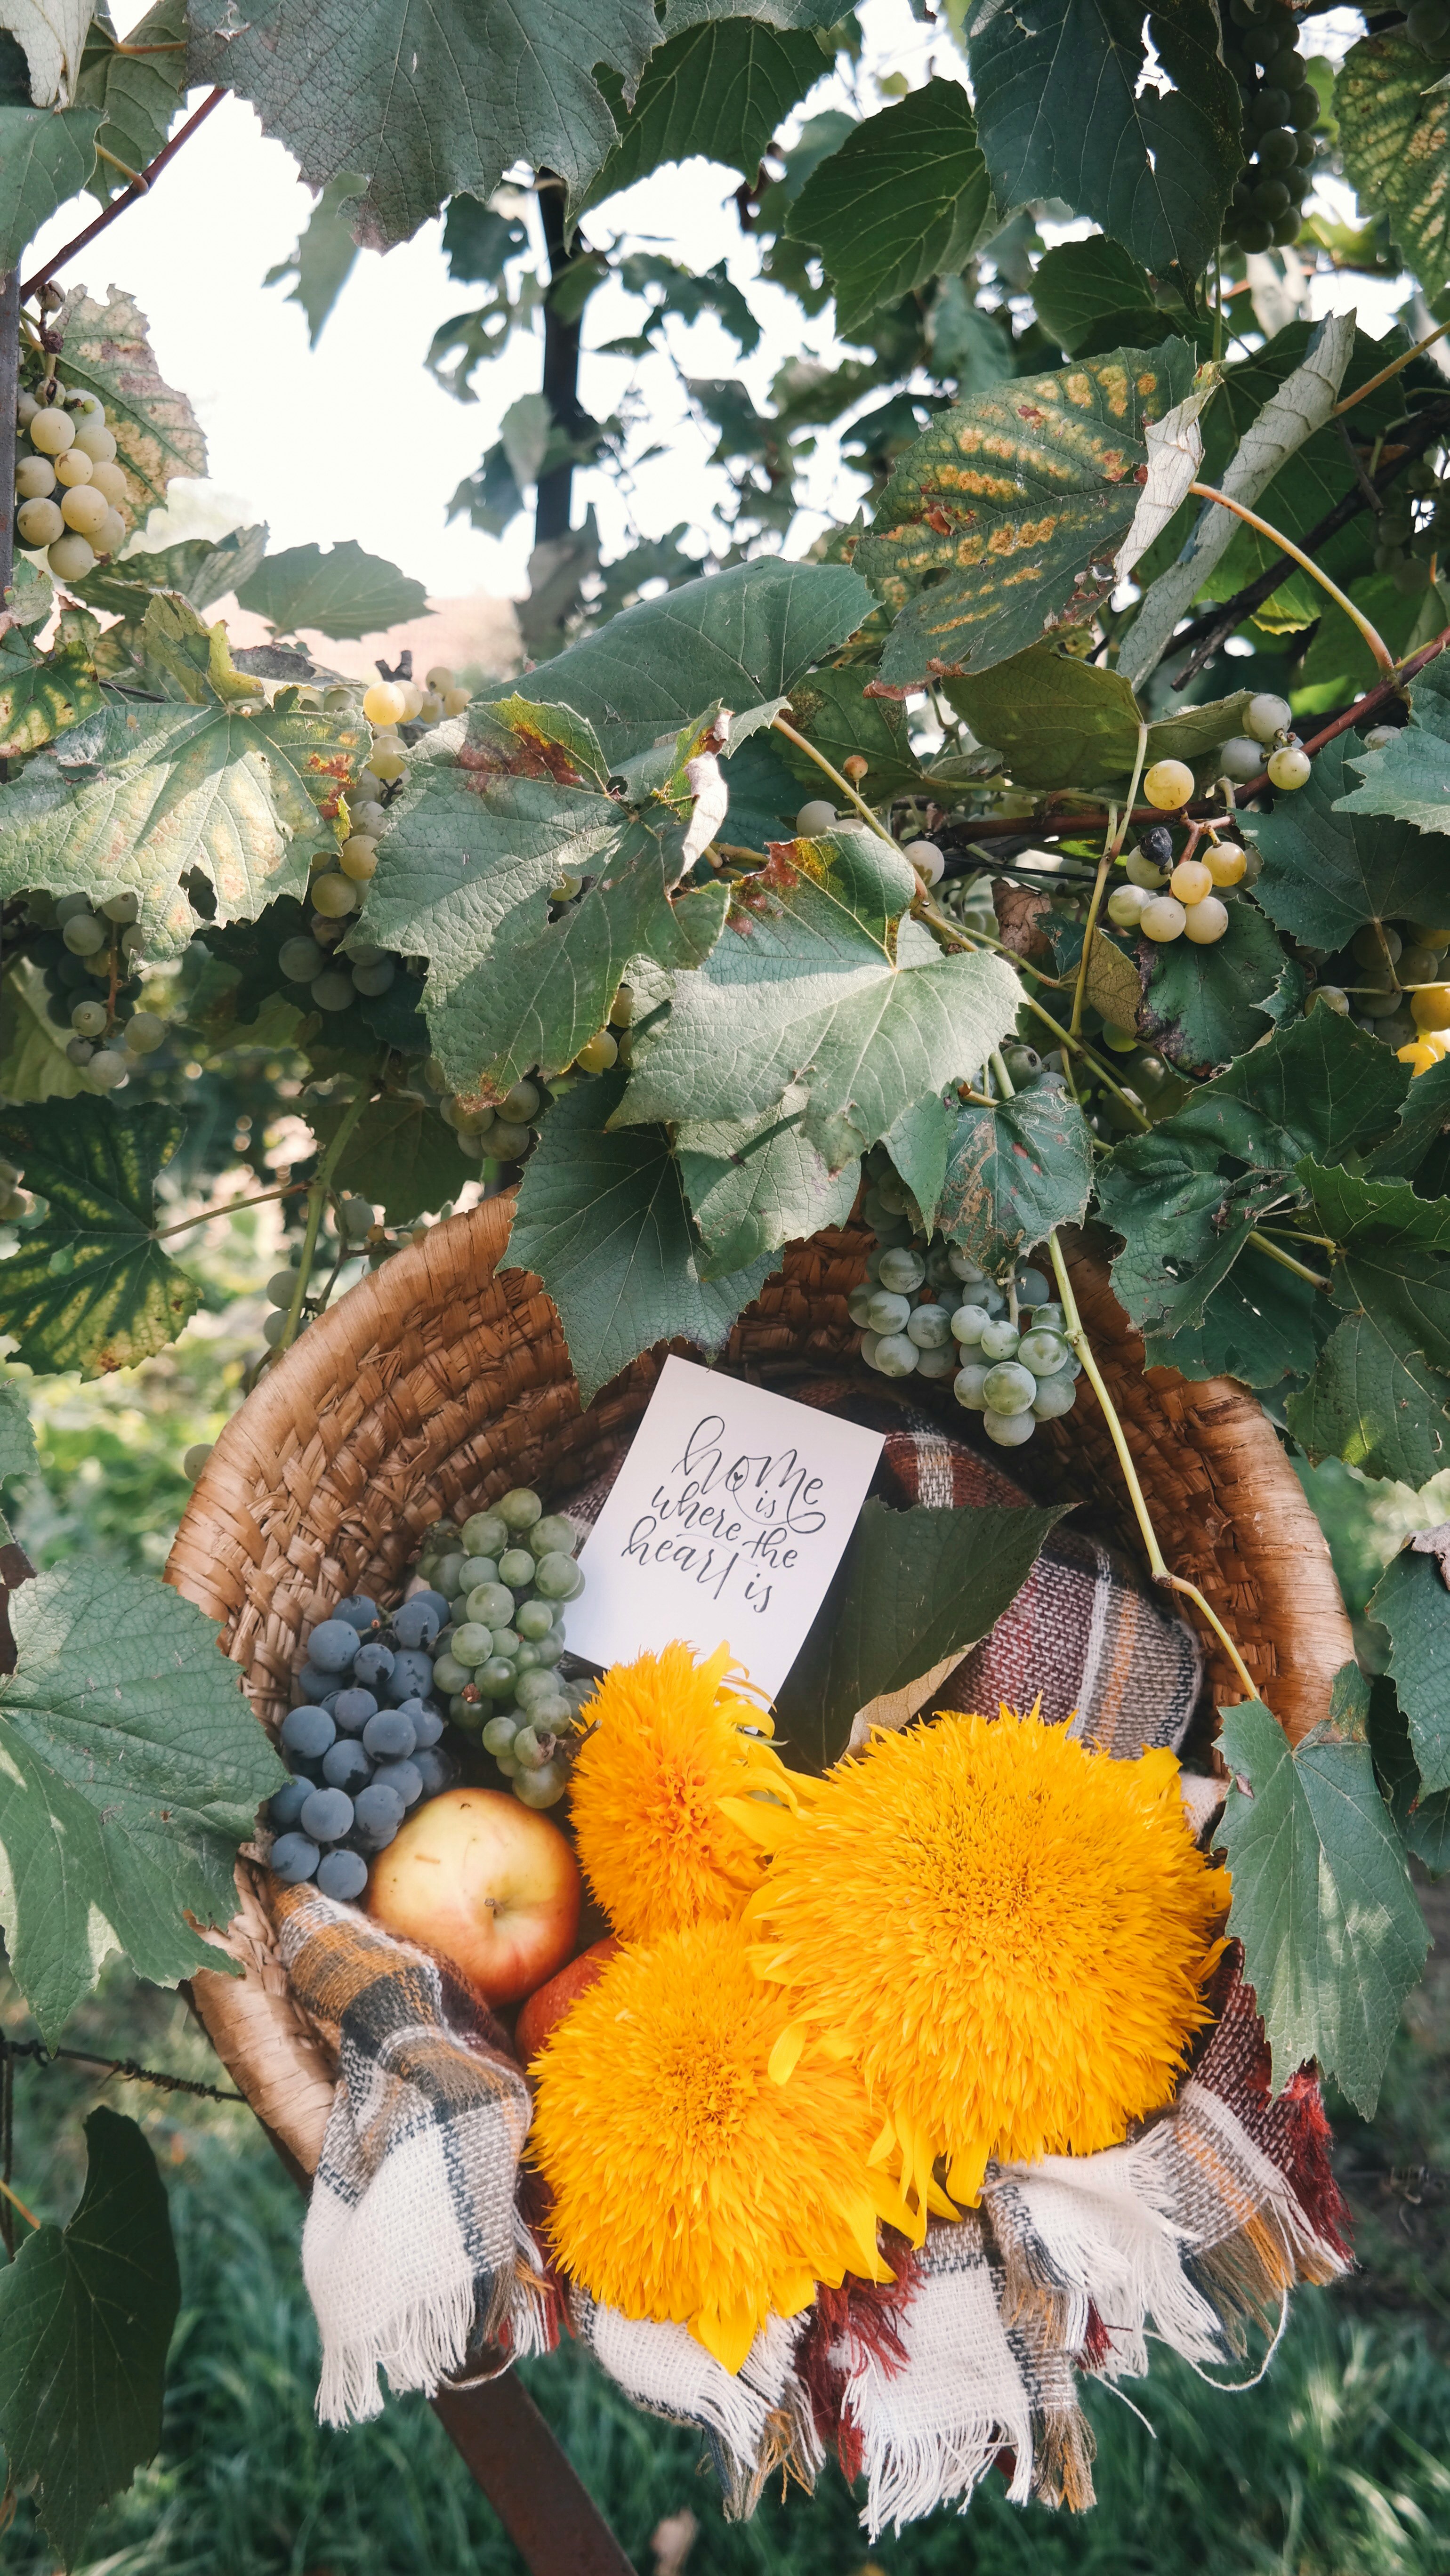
[
  {"x1": 20, "y1": 87, "x2": 227, "y2": 301},
  {"x1": 1187, "y1": 482, "x2": 1394, "y2": 673}
]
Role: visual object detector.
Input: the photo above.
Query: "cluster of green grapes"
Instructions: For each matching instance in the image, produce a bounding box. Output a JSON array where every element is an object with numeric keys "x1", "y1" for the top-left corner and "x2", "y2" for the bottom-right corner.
[
  {"x1": 14, "y1": 380, "x2": 132, "y2": 582},
  {"x1": 1367, "y1": 459, "x2": 1446, "y2": 599},
  {"x1": 1102, "y1": 696, "x2": 1308, "y2": 952},
  {"x1": 26, "y1": 890, "x2": 168, "y2": 1083},
  {"x1": 414, "y1": 1492, "x2": 587, "y2": 1809},
  {"x1": 1219, "y1": 0, "x2": 1320, "y2": 256},
  {"x1": 854, "y1": 1162, "x2": 1079, "y2": 1448},
  {"x1": 1306, "y1": 912, "x2": 1450, "y2": 1074}
]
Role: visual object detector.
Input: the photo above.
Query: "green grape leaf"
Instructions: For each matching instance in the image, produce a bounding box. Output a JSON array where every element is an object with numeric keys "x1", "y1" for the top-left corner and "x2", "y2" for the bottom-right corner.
[
  {"x1": 773, "y1": 663, "x2": 928, "y2": 803},
  {"x1": 308, "y1": 1092, "x2": 477, "y2": 1226},
  {"x1": 1368, "y1": 1538, "x2": 1450, "y2": 1796},
  {"x1": 0, "y1": 1558, "x2": 283, "y2": 2040},
  {"x1": 235, "y1": 539, "x2": 428, "y2": 641},
  {"x1": 0, "y1": 1100, "x2": 201, "y2": 1377},
  {"x1": 506, "y1": 1070, "x2": 773, "y2": 1405},
  {"x1": 0, "y1": 668, "x2": 364, "y2": 959},
  {"x1": 74, "y1": 0, "x2": 186, "y2": 201},
  {"x1": 774, "y1": 1497, "x2": 1067, "y2": 1772},
  {"x1": 263, "y1": 170, "x2": 366, "y2": 346},
  {"x1": 360, "y1": 697, "x2": 729, "y2": 1097},
  {"x1": 1252, "y1": 729, "x2": 1450, "y2": 945},
  {"x1": 1145, "y1": 1245, "x2": 1326, "y2": 1388},
  {"x1": 442, "y1": 190, "x2": 530, "y2": 283},
  {"x1": 617, "y1": 830, "x2": 1022, "y2": 1167},
  {"x1": 1289, "y1": 1162, "x2": 1450, "y2": 1486},
  {"x1": 1332, "y1": 652, "x2": 1450, "y2": 839},
  {"x1": 1098, "y1": 1015, "x2": 1406, "y2": 1346},
  {"x1": 1215, "y1": 1696, "x2": 1429, "y2": 2115},
  {"x1": 967, "y1": 0, "x2": 1241, "y2": 282},
  {"x1": 1363, "y1": 1050, "x2": 1450, "y2": 1193},
  {"x1": 584, "y1": 20, "x2": 824, "y2": 209},
  {"x1": 1337, "y1": 31, "x2": 1450, "y2": 299},
  {"x1": 677, "y1": 1096, "x2": 861, "y2": 1278},
  {"x1": 74, "y1": 523, "x2": 269, "y2": 623},
  {"x1": 934, "y1": 1080, "x2": 1096, "y2": 1273},
  {"x1": 50, "y1": 285, "x2": 206, "y2": 519},
  {"x1": 1138, "y1": 894, "x2": 1285, "y2": 1073},
  {"x1": 0, "y1": 610, "x2": 101, "y2": 760},
  {"x1": 1032, "y1": 235, "x2": 1160, "y2": 357},
  {"x1": 946, "y1": 644, "x2": 1253, "y2": 791},
  {"x1": 855, "y1": 338, "x2": 1198, "y2": 691},
  {"x1": 0, "y1": 2108, "x2": 179, "y2": 2568},
  {"x1": 0, "y1": 959, "x2": 105, "y2": 1105},
  {"x1": 786, "y1": 80, "x2": 993, "y2": 337},
  {"x1": 0, "y1": 61, "x2": 99, "y2": 269},
  {"x1": 1370, "y1": 1678, "x2": 1450, "y2": 1876},
  {"x1": 513, "y1": 558, "x2": 872, "y2": 763},
  {"x1": 0, "y1": 1373, "x2": 36, "y2": 1487}
]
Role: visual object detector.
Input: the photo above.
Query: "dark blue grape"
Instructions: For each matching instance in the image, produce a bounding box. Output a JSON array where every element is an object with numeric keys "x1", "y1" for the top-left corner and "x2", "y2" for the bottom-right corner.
[
  {"x1": 295, "y1": 1661, "x2": 336, "y2": 1703},
  {"x1": 300, "y1": 1785, "x2": 355, "y2": 1843},
  {"x1": 335, "y1": 1595, "x2": 380, "y2": 1633},
  {"x1": 333, "y1": 1686, "x2": 379, "y2": 1735},
  {"x1": 363, "y1": 1708, "x2": 417, "y2": 1759},
  {"x1": 308, "y1": 1618, "x2": 362, "y2": 1674},
  {"x1": 412, "y1": 1747, "x2": 454, "y2": 1798},
  {"x1": 393, "y1": 1597, "x2": 443, "y2": 1651},
  {"x1": 371, "y1": 1757, "x2": 422, "y2": 1808},
  {"x1": 407, "y1": 1705, "x2": 445, "y2": 1748},
  {"x1": 1140, "y1": 823, "x2": 1174, "y2": 869},
  {"x1": 384, "y1": 1648, "x2": 435, "y2": 1706},
  {"x1": 268, "y1": 1778, "x2": 311, "y2": 1830},
  {"x1": 353, "y1": 1782, "x2": 406, "y2": 1842},
  {"x1": 281, "y1": 1704, "x2": 336, "y2": 1760},
  {"x1": 315, "y1": 1849, "x2": 370, "y2": 1901},
  {"x1": 354, "y1": 1641, "x2": 395, "y2": 1688},
  {"x1": 271, "y1": 1832, "x2": 320, "y2": 1883},
  {"x1": 323, "y1": 1739, "x2": 373, "y2": 1792}
]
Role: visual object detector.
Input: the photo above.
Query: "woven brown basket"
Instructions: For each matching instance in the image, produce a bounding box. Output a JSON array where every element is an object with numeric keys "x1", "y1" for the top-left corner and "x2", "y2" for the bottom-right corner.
[{"x1": 167, "y1": 1199, "x2": 1352, "y2": 2170}]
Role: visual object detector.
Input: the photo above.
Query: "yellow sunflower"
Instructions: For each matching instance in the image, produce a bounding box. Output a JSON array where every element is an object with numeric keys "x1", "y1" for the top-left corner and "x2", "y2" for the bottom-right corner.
[
  {"x1": 569, "y1": 1640, "x2": 797, "y2": 1940},
  {"x1": 530, "y1": 1919, "x2": 913, "y2": 2373},
  {"x1": 735, "y1": 1707, "x2": 1227, "y2": 2231}
]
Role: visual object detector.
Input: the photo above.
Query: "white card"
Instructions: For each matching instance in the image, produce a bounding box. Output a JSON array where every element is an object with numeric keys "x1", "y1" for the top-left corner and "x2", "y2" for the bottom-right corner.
[{"x1": 567, "y1": 1356, "x2": 885, "y2": 1695}]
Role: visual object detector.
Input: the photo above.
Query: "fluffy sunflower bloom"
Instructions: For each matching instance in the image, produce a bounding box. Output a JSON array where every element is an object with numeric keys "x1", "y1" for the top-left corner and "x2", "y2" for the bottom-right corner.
[
  {"x1": 530, "y1": 1919, "x2": 913, "y2": 2372},
  {"x1": 569, "y1": 1641, "x2": 797, "y2": 1940},
  {"x1": 735, "y1": 1707, "x2": 1227, "y2": 2232}
]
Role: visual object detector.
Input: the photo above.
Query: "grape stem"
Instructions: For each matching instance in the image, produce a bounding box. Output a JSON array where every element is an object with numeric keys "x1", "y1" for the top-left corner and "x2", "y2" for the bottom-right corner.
[
  {"x1": 1243, "y1": 1228, "x2": 1332, "y2": 1292},
  {"x1": 275, "y1": 1087, "x2": 371, "y2": 1356},
  {"x1": 0, "y1": 2176, "x2": 39, "y2": 2234},
  {"x1": 1332, "y1": 316, "x2": 1450, "y2": 419},
  {"x1": 1187, "y1": 482, "x2": 1395, "y2": 675},
  {"x1": 20, "y1": 86, "x2": 227, "y2": 299},
  {"x1": 1071, "y1": 724, "x2": 1148, "y2": 1040},
  {"x1": 770, "y1": 714, "x2": 904, "y2": 849},
  {"x1": 153, "y1": 1179, "x2": 309, "y2": 1241}
]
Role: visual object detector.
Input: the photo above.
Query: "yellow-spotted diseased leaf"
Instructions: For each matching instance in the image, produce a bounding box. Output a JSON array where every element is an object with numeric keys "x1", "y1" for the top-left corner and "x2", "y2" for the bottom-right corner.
[
  {"x1": 0, "y1": 1100, "x2": 201, "y2": 1377},
  {"x1": 855, "y1": 338, "x2": 1199, "y2": 690},
  {"x1": 51, "y1": 284, "x2": 206, "y2": 518},
  {"x1": 1337, "y1": 32, "x2": 1450, "y2": 298},
  {"x1": 0, "y1": 609, "x2": 101, "y2": 758}
]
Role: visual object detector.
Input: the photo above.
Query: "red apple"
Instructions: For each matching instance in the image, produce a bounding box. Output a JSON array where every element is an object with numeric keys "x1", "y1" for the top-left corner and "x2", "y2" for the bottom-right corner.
[
  {"x1": 516, "y1": 1936, "x2": 620, "y2": 2062},
  {"x1": 366, "y1": 1787, "x2": 580, "y2": 2006}
]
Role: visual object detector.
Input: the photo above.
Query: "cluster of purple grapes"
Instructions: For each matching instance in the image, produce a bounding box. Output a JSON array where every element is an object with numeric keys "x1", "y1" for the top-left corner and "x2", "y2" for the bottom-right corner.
[{"x1": 267, "y1": 1591, "x2": 456, "y2": 1898}]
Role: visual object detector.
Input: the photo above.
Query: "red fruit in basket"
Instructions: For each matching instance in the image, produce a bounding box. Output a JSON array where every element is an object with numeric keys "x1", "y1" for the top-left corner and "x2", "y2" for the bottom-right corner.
[
  {"x1": 366, "y1": 1787, "x2": 580, "y2": 2006},
  {"x1": 516, "y1": 1937, "x2": 620, "y2": 2062}
]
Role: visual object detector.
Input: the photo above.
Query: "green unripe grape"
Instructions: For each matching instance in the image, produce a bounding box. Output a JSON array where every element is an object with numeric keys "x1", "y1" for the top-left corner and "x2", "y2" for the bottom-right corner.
[
  {"x1": 430, "y1": 1553, "x2": 464, "y2": 1600},
  {"x1": 467, "y1": 1581, "x2": 515, "y2": 1626},
  {"x1": 462, "y1": 1511, "x2": 508, "y2": 1556},
  {"x1": 1252, "y1": 177, "x2": 1290, "y2": 217},
  {"x1": 529, "y1": 1628, "x2": 566, "y2": 1667},
  {"x1": 529, "y1": 1514, "x2": 576, "y2": 1559},
  {"x1": 497, "y1": 1486, "x2": 543, "y2": 1532},
  {"x1": 1019, "y1": 1328, "x2": 1070, "y2": 1376},
  {"x1": 491, "y1": 1119, "x2": 533, "y2": 1158},
  {"x1": 914, "y1": 1343, "x2": 956, "y2": 1379},
  {"x1": 450, "y1": 1693, "x2": 485, "y2": 1733},
  {"x1": 525, "y1": 1687, "x2": 572, "y2": 1729},
  {"x1": 906, "y1": 1303, "x2": 952, "y2": 1349},
  {"x1": 796, "y1": 798, "x2": 837, "y2": 835},
  {"x1": 278, "y1": 935, "x2": 326, "y2": 982},
  {"x1": 513, "y1": 1725, "x2": 550, "y2": 1771},
  {"x1": 984, "y1": 1407, "x2": 1035, "y2": 1448},
  {"x1": 459, "y1": 1555, "x2": 499, "y2": 1590},
  {"x1": 1015, "y1": 1266, "x2": 1052, "y2": 1306},
  {"x1": 982, "y1": 1360, "x2": 1037, "y2": 1415},
  {"x1": 498, "y1": 1546, "x2": 537, "y2": 1590},
  {"x1": 847, "y1": 1284, "x2": 874, "y2": 1328},
  {"x1": 1143, "y1": 757, "x2": 1194, "y2": 810},
  {"x1": 953, "y1": 1362, "x2": 989, "y2": 1411},
  {"x1": 947, "y1": 1248, "x2": 986, "y2": 1283},
  {"x1": 266, "y1": 1266, "x2": 301, "y2": 1308},
  {"x1": 451, "y1": 1622, "x2": 493, "y2": 1668},
  {"x1": 1266, "y1": 744, "x2": 1311, "y2": 790},
  {"x1": 70, "y1": 998, "x2": 107, "y2": 1038},
  {"x1": 516, "y1": 1667, "x2": 562, "y2": 1712},
  {"x1": 1125, "y1": 846, "x2": 1167, "y2": 889},
  {"x1": 432, "y1": 1652, "x2": 469, "y2": 1693},
  {"x1": 1030, "y1": 1302, "x2": 1067, "y2": 1331},
  {"x1": 183, "y1": 1442, "x2": 214, "y2": 1479},
  {"x1": 1032, "y1": 1372, "x2": 1079, "y2": 1421},
  {"x1": 950, "y1": 1303, "x2": 989, "y2": 1345},
  {"x1": 1218, "y1": 736, "x2": 1265, "y2": 782},
  {"x1": 124, "y1": 1010, "x2": 166, "y2": 1054},
  {"x1": 488, "y1": 1628, "x2": 521, "y2": 1660},
  {"x1": 877, "y1": 1245, "x2": 926, "y2": 1293},
  {"x1": 482, "y1": 1714, "x2": 520, "y2": 1756},
  {"x1": 515, "y1": 1760, "x2": 567, "y2": 1808},
  {"x1": 62, "y1": 911, "x2": 105, "y2": 955},
  {"x1": 1108, "y1": 884, "x2": 1148, "y2": 929},
  {"x1": 978, "y1": 1317, "x2": 1021, "y2": 1361},
  {"x1": 1245, "y1": 692, "x2": 1293, "y2": 744},
  {"x1": 871, "y1": 1330, "x2": 918, "y2": 1378},
  {"x1": 478, "y1": 1657, "x2": 519, "y2": 1699},
  {"x1": 515, "y1": 1642, "x2": 542, "y2": 1673},
  {"x1": 501, "y1": 1080, "x2": 541, "y2": 1123},
  {"x1": 867, "y1": 1288, "x2": 911, "y2": 1334},
  {"x1": 1257, "y1": 126, "x2": 1297, "y2": 172},
  {"x1": 534, "y1": 1550, "x2": 584, "y2": 1601}
]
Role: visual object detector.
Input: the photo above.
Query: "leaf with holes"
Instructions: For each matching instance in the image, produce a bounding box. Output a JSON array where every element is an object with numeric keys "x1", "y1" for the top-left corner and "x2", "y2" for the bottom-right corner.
[
  {"x1": 0, "y1": 2108, "x2": 179, "y2": 2568},
  {"x1": 0, "y1": 1557, "x2": 283, "y2": 2039},
  {"x1": 1288, "y1": 1163, "x2": 1450, "y2": 1485},
  {"x1": 585, "y1": 18, "x2": 825, "y2": 207},
  {"x1": 236, "y1": 539, "x2": 428, "y2": 641},
  {"x1": 50, "y1": 285, "x2": 205, "y2": 518},
  {"x1": 787, "y1": 80, "x2": 994, "y2": 336},
  {"x1": 0, "y1": 1100, "x2": 202, "y2": 1377},
  {"x1": 1215, "y1": 1695, "x2": 1428, "y2": 2114},
  {"x1": 616, "y1": 829, "x2": 1021, "y2": 1169},
  {"x1": 359, "y1": 696, "x2": 729, "y2": 1098},
  {"x1": 967, "y1": 0, "x2": 1241, "y2": 282},
  {"x1": 1138, "y1": 895, "x2": 1285, "y2": 1074},
  {"x1": 1252, "y1": 729, "x2": 1450, "y2": 946},
  {"x1": 677, "y1": 1093, "x2": 862, "y2": 1278},
  {"x1": 0, "y1": 662, "x2": 363, "y2": 959},
  {"x1": 855, "y1": 339, "x2": 1198, "y2": 690},
  {"x1": 934, "y1": 1081, "x2": 1095, "y2": 1273},
  {"x1": 773, "y1": 1497, "x2": 1067, "y2": 1772},
  {"x1": 506, "y1": 1071, "x2": 773, "y2": 1404},
  {"x1": 1097, "y1": 1015, "x2": 1405, "y2": 1350},
  {"x1": 1338, "y1": 32, "x2": 1450, "y2": 298},
  {"x1": 1368, "y1": 1540, "x2": 1450, "y2": 1797},
  {"x1": 1332, "y1": 652, "x2": 1450, "y2": 841},
  {"x1": 0, "y1": 611, "x2": 101, "y2": 760}
]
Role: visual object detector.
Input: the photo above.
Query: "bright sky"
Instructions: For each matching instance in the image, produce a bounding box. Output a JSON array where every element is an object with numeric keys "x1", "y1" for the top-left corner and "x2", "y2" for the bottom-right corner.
[{"x1": 18, "y1": 3, "x2": 1410, "y2": 624}]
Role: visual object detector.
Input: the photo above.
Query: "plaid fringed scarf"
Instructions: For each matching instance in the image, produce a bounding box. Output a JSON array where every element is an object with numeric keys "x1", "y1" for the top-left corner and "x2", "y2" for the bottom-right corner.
[{"x1": 269, "y1": 1879, "x2": 555, "y2": 2423}]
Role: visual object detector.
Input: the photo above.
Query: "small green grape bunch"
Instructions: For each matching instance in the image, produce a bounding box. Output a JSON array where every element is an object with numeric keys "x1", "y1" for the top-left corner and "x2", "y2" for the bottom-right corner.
[
  {"x1": 439, "y1": 1076, "x2": 542, "y2": 1164},
  {"x1": 278, "y1": 920, "x2": 406, "y2": 1012},
  {"x1": 848, "y1": 1236, "x2": 1083, "y2": 1445},
  {"x1": 420, "y1": 1487, "x2": 586, "y2": 1811},
  {"x1": 571, "y1": 983, "x2": 634, "y2": 1076},
  {"x1": 1218, "y1": 0, "x2": 1320, "y2": 256},
  {"x1": 39, "y1": 891, "x2": 168, "y2": 1083},
  {"x1": 1108, "y1": 819, "x2": 1248, "y2": 950},
  {"x1": 14, "y1": 376, "x2": 132, "y2": 582}
]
